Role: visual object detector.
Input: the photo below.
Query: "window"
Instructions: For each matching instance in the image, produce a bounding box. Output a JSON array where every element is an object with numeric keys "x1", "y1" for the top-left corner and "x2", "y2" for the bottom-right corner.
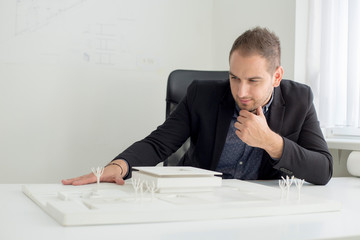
[{"x1": 305, "y1": 0, "x2": 360, "y2": 137}]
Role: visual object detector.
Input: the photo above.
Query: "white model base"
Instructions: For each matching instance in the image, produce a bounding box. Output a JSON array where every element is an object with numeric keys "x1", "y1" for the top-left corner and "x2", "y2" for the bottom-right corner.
[
  {"x1": 22, "y1": 179, "x2": 341, "y2": 226},
  {"x1": 131, "y1": 166, "x2": 222, "y2": 193}
]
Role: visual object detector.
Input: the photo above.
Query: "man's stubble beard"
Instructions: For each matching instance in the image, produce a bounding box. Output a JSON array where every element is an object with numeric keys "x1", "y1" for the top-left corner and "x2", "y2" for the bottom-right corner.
[{"x1": 237, "y1": 87, "x2": 274, "y2": 114}]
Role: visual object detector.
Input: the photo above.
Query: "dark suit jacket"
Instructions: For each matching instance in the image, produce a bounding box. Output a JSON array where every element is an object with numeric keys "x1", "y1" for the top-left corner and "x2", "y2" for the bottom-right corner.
[{"x1": 116, "y1": 79, "x2": 333, "y2": 185}]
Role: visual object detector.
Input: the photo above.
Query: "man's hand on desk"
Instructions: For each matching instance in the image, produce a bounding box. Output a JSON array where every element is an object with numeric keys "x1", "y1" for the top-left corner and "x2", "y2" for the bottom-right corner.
[{"x1": 61, "y1": 159, "x2": 127, "y2": 186}]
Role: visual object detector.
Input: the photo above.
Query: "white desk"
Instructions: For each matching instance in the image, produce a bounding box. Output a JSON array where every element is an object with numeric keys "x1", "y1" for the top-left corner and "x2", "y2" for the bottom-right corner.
[
  {"x1": 1, "y1": 177, "x2": 360, "y2": 240},
  {"x1": 326, "y1": 137, "x2": 360, "y2": 151}
]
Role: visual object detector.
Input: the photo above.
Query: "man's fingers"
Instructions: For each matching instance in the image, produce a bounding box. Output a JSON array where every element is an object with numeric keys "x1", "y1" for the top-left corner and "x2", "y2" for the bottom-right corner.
[
  {"x1": 235, "y1": 116, "x2": 249, "y2": 129},
  {"x1": 72, "y1": 176, "x2": 97, "y2": 186},
  {"x1": 61, "y1": 173, "x2": 96, "y2": 185},
  {"x1": 256, "y1": 106, "x2": 263, "y2": 116},
  {"x1": 239, "y1": 109, "x2": 253, "y2": 118},
  {"x1": 61, "y1": 164, "x2": 126, "y2": 186},
  {"x1": 61, "y1": 177, "x2": 83, "y2": 185},
  {"x1": 234, "y1": 121, "x2": 240, "y2": 130},
  {"x1": 114, "y1": 176, "x2": 125, "y2": 185}
]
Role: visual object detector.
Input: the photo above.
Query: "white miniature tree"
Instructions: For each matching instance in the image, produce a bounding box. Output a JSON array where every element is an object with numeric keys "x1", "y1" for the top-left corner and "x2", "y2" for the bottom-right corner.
[
  {"x1": 91, "y1": 167, "x2": 104, "y2": 185},
  {"x1": 279, "y1": 179, "x2": 286, "y2": 199},
  {"x1": 281, "y1": 175, "x2": 294, "y2": 199},
  {"x1": 145, "y1": 181, "x2": 158, "y2": 201},
  {"x1": 131, "y1": 178, "x2": 142, "y2": 201},
  {"x1": 294, "y1": 178, "x2": 305, "y2": 201}
]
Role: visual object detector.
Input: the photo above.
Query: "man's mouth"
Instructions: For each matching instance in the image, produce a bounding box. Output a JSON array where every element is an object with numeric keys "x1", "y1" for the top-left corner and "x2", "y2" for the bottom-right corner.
[{"x1": 238, "y1": 98, "x2": 251, "y2": 105}]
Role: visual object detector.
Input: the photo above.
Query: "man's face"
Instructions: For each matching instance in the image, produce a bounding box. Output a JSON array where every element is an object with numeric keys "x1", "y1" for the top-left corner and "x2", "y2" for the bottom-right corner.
[{"x1": 229, "y1": 50, "x2": 282, "y2": 112}]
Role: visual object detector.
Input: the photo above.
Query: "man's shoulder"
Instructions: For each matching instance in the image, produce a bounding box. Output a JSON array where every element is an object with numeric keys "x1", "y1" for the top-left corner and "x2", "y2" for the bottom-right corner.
[
  {"x1": 279, "y1": 79, "x2": 311, "y2": 93},
  {"x1": 277, "y1": 79, "x2": 313, "y2": 106},
  {"x1": 279, "y1": 79, "x2": 312, "y2": 98}
]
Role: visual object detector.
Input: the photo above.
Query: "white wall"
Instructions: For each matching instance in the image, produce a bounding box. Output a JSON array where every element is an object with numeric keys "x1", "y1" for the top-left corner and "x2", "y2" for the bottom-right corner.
[
  {"x1": 0, "y1": 0, "x2": 296, "y2": 183},
  {"x1": 294, "y1": 0, "x2": 309, "y2": 84},
  {"x1": 212, "y1": 0, "x2": 296, "y2": 80}
]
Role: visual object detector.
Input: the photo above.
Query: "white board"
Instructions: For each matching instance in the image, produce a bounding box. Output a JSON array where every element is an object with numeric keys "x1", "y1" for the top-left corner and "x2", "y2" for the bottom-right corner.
[
  {"x1": 0, "y1": 0, "x2": 214, "y2": 184},
  {"x1": 22, "y1": 179, "x2": 342, "y2": 226}
]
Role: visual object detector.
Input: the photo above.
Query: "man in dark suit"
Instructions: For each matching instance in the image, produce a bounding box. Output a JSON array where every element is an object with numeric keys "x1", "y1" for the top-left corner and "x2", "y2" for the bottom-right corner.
[{"x1": 63, "y1": 27, "x2": 332, "y2": 186}]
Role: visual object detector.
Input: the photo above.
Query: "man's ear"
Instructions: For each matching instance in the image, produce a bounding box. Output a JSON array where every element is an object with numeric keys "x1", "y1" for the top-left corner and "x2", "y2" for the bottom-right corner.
[{"x1": 273, "y1": 66, "x2": 283, "y2": 87}]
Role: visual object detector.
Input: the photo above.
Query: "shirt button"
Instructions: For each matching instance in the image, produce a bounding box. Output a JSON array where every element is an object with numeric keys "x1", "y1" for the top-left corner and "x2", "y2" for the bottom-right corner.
[{"x1": 239, "y1": 162, "x2": 243, "y2": 165}]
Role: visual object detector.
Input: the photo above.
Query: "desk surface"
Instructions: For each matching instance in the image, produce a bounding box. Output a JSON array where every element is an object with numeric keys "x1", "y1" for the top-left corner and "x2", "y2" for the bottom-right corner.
[
  {"x1": 1, "y1": 177, "x2": 360, "y2": 240},
  {"x1": 326, "y1": 137, "x2": 360, "y2": 150}
]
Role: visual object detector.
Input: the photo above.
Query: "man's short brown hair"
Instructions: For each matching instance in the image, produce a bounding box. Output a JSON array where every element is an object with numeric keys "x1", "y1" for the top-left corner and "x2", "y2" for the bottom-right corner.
[{"x1": 229, "y1": 27, "x2": 281, "y2": 73}]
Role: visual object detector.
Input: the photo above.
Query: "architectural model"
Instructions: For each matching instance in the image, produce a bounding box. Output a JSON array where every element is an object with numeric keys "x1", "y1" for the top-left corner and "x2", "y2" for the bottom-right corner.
[
  {"x1": 132, "y1": 166, "x2": 222, "y2": 193},
  {"x1": 22, "y1": 167, "x2": 341, "y2": 226}
]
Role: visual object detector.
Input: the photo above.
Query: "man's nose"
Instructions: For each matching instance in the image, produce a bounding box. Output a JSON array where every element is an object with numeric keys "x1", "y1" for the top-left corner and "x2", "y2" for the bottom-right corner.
[{"x1": 237, "y1": 81, "x2": 249, "y2": 97}]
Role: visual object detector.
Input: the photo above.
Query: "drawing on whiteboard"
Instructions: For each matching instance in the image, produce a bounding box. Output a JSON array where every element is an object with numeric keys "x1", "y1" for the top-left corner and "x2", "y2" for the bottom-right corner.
[
  {"x1": 83, "y1": 23, "x2": 117, "y2": 65},
  {"x1": 7, "y1": 0, "x2": 156, "y2": 70},
  {"x1": 15, "y1": 0, "x2": 87, "y2": 36}
]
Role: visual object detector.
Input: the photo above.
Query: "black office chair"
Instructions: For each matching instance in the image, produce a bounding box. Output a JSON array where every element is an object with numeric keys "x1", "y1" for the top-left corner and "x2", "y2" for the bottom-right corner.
[{"x1": 164, "y1": 69, "x2": 229, "y2": 166}]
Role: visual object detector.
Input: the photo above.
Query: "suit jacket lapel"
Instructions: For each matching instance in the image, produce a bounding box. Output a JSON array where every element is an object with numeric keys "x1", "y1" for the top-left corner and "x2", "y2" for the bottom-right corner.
[
  {"x1": 210, "y1": 85, "x2": 234, "y2": 170},
  {"x1": 268, "y1": 86, "x2": 285, "y2": 134},
  {"x1": 259, "y1": 85, "x2": 285, "y2": 179}
]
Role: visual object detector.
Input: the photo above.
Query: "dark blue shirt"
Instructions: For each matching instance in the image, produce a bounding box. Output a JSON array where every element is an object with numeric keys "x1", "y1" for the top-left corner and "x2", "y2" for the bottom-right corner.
[{"x1": 216, "y1": 94, "x2": 273, "y2": 180}]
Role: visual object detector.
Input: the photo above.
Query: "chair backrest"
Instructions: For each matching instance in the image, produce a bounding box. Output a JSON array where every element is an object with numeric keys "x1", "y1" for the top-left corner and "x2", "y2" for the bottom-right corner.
[
  {"x1": 164, "y1": 69, "x2": 229, "y2": 165},
  {"x1": 166, "y1": 69, "x2": 229, "y2": 118}
]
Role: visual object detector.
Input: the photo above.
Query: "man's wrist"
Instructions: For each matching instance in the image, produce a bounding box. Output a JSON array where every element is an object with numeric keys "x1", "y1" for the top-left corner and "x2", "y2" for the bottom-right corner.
[
  {"x1": 264, "y1": 131, "x2": 284, "y2": 159},
  {"x1": 110, "y1": 159, "x2": 129, "y2": 178}
]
